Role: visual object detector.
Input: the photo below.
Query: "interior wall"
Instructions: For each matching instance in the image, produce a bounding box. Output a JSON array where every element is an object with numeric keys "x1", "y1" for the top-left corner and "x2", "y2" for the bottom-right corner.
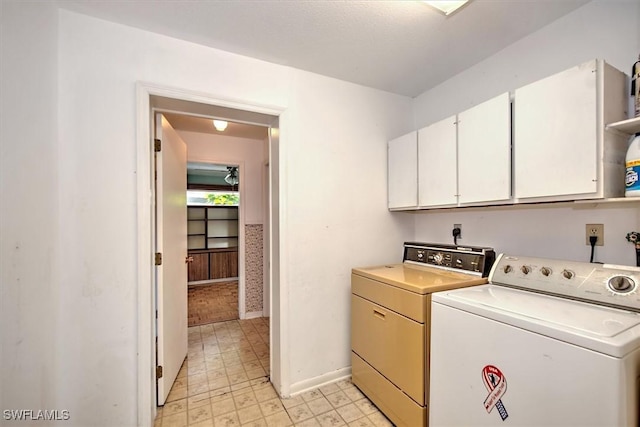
[
  {"x1": 412, "y1": 0, "x2": 640, "y2": 265},
  {"x1": 55, "y1": 9, "x2": 413, "y2": 424},
  {"x1": 182, "y1": 131, "x2": 267, "y2": 224},
  {"x1": 0, "y1": 1, "x2": 60, "y2": 416}
]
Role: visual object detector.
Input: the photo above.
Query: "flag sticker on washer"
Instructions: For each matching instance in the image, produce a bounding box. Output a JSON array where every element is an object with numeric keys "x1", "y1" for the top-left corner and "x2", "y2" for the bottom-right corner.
[{"x1": 482, "y1": 365, "x2": 509, "y2": 421}]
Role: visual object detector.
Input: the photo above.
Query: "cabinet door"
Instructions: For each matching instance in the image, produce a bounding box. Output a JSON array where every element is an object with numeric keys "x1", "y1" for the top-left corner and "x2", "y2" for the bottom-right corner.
[
  {"x1": 187, "y1": 253, "x2": 209, "y2": 282},
  {"x1": 210, "y1": 250, "x2": 238, "y2": 280},
  {"x1": 388, "y1": 131, "x2": 418, "y2": 209},
  {"x1": 418, "y1": 115, "x2": 457, "y2": 207},
  {"x1": 514, "y1": 60, "x2": 598, "y2": 199},
  {"x1": 458, "y1": 93, "x2": 511, "y2": 204}
]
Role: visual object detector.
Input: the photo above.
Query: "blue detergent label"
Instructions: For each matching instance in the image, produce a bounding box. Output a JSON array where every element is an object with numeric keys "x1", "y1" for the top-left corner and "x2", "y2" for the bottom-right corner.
[{"x1": 626, "y1": 160, "x2": 640, "y2": 191}]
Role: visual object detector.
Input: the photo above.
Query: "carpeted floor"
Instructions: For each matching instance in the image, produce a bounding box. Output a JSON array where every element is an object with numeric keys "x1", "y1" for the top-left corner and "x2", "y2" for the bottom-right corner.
[{"x1": 187, "y1": 281, "x2": 238, "y2": 326}]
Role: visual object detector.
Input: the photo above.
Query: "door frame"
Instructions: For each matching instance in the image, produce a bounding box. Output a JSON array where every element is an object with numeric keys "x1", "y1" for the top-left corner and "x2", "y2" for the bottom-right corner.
[{"x1": 135, "y1": 82, "x2": 287, "y2": 426}]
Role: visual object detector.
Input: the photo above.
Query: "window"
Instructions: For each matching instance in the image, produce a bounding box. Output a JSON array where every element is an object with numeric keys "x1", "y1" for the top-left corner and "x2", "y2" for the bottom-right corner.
[{"x1": 187, "y1": 190, "x2": 239, "y2": 206}]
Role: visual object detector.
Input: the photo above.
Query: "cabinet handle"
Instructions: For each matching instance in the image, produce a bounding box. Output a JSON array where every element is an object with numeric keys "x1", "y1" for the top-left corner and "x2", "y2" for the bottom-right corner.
[
  {"x1": 185, "y1": 256, "x2": 194, "y2": 263},
  {"x1": 373, "y1": 309, "x2": 386, "y2": 320}
]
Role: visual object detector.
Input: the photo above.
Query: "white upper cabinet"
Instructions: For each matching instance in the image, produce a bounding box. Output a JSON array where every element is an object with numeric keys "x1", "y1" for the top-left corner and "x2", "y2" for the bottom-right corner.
[
  {"x1": 418, "y1": 115, "x2": 457, "y2": 207},
  {"x1": 457, "y1": 93, "x2": 511, "y2": 205},
  {"x1": 514, "y1": 59, "x2": 627, "y2": 201},
  {"x1": 388, "y1": 131, "x2": 418, "y2": 209}
]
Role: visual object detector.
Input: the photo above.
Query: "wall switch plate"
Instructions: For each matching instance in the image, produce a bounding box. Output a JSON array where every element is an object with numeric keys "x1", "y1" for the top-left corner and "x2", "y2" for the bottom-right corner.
[{"x1": 585, "y1": 224, "x2": 604, "y2": 246}]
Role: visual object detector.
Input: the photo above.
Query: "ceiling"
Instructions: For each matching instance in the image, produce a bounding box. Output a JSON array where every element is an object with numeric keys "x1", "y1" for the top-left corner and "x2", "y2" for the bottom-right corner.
[
  {"x1": 163, "y1": 113, "x2": 269, "y2": 139},
  {"x1": 57, "y1": 0, "x2": 590, "y2": 98}
]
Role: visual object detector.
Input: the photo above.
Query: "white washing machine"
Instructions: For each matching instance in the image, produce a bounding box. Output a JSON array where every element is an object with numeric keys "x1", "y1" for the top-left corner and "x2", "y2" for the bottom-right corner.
[{"x1": 429, "y1": 254, "x2": 640, "y2": 427}]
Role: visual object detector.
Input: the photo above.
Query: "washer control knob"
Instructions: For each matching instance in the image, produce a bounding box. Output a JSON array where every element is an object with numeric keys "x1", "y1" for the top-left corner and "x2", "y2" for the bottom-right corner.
[
  {"x1": 562, "y1": 269, "x2": 575, "y2": 280},
  {"x1": 521, "y1": 265, "x2": 531, "y2": 275},
  {"x1": 608, "y1": 276, "x2": 635, "y2": 293},
  {"x1": 541, "y1": 267, "x2": 552, "y2": 277},
  {"x1": 503, "y1": 265, "x2": 513, "y2": 274}
]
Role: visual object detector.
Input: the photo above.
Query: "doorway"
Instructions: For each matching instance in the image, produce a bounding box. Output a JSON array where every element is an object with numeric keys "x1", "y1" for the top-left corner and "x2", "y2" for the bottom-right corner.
[
  {"x1": 135, "y1": 84, "x2": 285, "y2": 426},
  {"x1": 185, "y1": 163, "x2": 242, "y2": 326}
]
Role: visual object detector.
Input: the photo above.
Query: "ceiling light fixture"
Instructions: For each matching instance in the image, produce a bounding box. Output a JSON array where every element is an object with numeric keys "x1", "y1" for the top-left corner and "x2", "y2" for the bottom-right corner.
[
  {"x1": 213, "y1": 120, "x2": 228, "y2": 131},
  {"x1": 423, "y1": 0, "x2": 469, "y2": 16}
]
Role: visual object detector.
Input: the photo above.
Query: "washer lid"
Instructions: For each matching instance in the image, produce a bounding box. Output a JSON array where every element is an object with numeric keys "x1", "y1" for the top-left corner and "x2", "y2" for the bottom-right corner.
[{"x1": 432, "y1": 284, "x2": 640, "y2": 357}]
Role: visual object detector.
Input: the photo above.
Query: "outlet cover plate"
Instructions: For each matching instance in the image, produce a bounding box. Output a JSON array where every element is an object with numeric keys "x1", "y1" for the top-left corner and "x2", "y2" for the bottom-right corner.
[{"x1": 585, "y1": 224, "x2": 604, "y2": 246}]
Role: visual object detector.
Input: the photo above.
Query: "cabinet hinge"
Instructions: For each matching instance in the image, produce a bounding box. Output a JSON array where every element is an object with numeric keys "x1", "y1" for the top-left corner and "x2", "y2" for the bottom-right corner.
[
  {"x1": 156, "y1": 365, "x2": 163, "y2": 379},
  {"x1": 155, "y1": 252, "x2": 162, "y2": 266},
  {"x1": 154, "y1": 138, "x2": 161, "y2": 152}
]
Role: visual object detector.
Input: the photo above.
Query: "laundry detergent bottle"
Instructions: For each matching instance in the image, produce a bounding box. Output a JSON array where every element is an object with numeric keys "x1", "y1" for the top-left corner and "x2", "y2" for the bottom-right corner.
[{"x1": 626, "y1": 133, "x2": 640, "y2": 197}]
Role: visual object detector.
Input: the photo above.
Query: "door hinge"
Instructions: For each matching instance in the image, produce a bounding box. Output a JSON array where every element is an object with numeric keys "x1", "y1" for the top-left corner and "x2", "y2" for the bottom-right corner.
[
  {"x1": 156, "y1": 365, "x2": 163, "y2": 379},
  {"x1": 155, "y1": 252, "x2": 162, "y2": 266},
  {"x1": 154, "y1": 138, "x2": 161, "y2": 152}
]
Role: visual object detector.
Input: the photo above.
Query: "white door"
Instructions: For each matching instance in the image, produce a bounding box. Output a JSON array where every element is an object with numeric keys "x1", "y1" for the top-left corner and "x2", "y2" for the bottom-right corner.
[
  {"x1": 418, "y1": 115, "x2": 457, "y2": 207},
  {"x1": 155, "y1": 113, "x2": 188, "y2": 405},
  {"x1": 458, "y1": 93, "x2": 511, "y2": 205},
  {"x1": 388, "y1": 131, "x2": 418, "y2": 209}
]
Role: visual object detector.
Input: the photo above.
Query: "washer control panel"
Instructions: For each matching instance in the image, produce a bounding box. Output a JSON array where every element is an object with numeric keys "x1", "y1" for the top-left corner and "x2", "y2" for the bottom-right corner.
[{"x1": 490, "y1": 254, "x2": 640, "y2": 312}]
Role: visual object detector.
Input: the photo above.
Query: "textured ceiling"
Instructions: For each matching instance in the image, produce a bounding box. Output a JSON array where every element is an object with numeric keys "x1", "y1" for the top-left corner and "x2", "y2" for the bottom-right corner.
[{"x1": 57, "y1": 0, "x2": 590, "y2": 97}]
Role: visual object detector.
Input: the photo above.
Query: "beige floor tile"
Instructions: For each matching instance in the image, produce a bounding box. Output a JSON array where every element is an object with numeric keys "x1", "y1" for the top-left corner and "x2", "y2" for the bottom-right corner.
[
  {"x1": 286, "y1": 403, "x2": 314, "y2": 423},
  {"x1": 281, "y1": 395, "x2": 305, "y2": 409},
  {"x1": 167, "y1": 386, "x2": 189, "y2": 402},
  {"x1": 335, "y1": 380, "x2": 353, "y2": 390},
  {"x1": 162, "y1": 411, "x2": 188, "y2": 427},
  {"x1": 245, "y1": 367, "x2": 266, "y2": 380},
  {"x1": 259, "y1": 398, "x2": 285, "y2": 417},
  {"x1": 210, "y1": 376, "x2": 231, "y2": 390},
  {"x1": 325, "y1": 391, "x2": 350, "y2": 409},
  {"x1": 301, "y1": 390, "x2": 323, "y2": 403},
  {"x1": 318, "y1": 383, "x2": 340, "y2": 396},
  {"x1": 352, "y1": 399, "x2": 377, "y2": 416},
  {"x1": 190, "y1": 417, "x2": 215, "y2": 427},
  {"x1": 188, "y1": 392, "x2": 212, "y2": 409},
  {"x1": 342, "y1": 387, "x2": 364, "y2": 402},
  {"x1": 213, "y1": 411, "x2": 241, "y2": 427},
  {"x1": 190, "y1": 381, "x2": 212, "y2": 396},
  {"x1": 306, "y1": 397, "x2": 332, "y2": 416},
  {"x1": 241, "y1": 418, "x2": 269, "y2": 427},
  {"x1": 237, "y1": 404, "x2": 263, "y2": 424},
  {"x1": 253, "y1": 384, "x2": 278, "y2": 402},
  {"x1": 164, "y1": 399, "x2": 188, "y2": 416},
  {"x1": 233, "y1": 390, "x2": 259, "y2": 409},
  {"x1": 211, "y1": 397, "x2": 236, "y2": 417},
  {"x1": 264, "y1": 411, "x2": 293, "y2": 427},
  {"x1": 335, "y1": 403, "x2": 365, "y2": 424},
  {"x1": 315, "y1": 410, "x2": 346, "y2": 427},
  {"x1": 347, "y1": 417, "x2": 374, "y2": 427},
  {"x1": 188, "y1": 373, "x2": 209, "y2": 386},
  {"x1": 189, "y1": 404, "x2": 214, "y2": 424},
  {"x1": 366, "y1": 412, "x2": 392, "y2": 427},
  {"x1": 293, "y1": 418, "x2": 321, "y2": 427}
]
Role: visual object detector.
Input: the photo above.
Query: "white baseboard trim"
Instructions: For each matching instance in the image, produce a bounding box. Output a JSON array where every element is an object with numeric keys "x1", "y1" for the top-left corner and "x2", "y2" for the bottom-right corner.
[
  {"x1": 288, "y1": 367, "x2": 352, "y2": 397},
  {"x1": 244, "y1": 311, "x2": 264, "y2": 320}
]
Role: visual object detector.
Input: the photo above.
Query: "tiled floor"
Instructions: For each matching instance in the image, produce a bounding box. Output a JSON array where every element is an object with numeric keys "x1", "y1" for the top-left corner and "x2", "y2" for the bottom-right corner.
[
  {"x1": 155, "y1": 317, "x2": 393, "y2": 427},
  {"x1": 188, "y1": 281, "x2": 239, "y2": 326}
]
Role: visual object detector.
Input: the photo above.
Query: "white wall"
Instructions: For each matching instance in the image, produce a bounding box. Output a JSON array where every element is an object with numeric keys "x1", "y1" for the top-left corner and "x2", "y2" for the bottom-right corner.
[
  {"x1": 0, "y1": 1, "x2": 60, "y2": 417},
  {"x1": 412, "y1": 0, "x2": 640, "y2": 265},
  {"x1": 52, "y1": 9, "x2": 413, "y2": 425},
  {"x1": 182, "y1": 131, "x2": 266, "y2": 224}
]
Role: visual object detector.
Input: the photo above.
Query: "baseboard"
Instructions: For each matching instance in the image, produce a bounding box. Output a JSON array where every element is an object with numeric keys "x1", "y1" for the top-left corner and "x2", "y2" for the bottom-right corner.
[
  {"x1": 244, "y1": 311, "x2": 264, "y2": 320},
  {"x1": 288, "y1": 367, "x2": 352, "y2": 397}
]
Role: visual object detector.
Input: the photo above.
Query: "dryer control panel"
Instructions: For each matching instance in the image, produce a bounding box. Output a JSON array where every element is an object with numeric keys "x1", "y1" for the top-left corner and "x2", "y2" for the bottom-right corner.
[
  {"x1": 404, "y1": 242, "x2": 495, "y2": 277},
  {"x1": 490, "y1": 254, "x2": 640, "y2": 312}
]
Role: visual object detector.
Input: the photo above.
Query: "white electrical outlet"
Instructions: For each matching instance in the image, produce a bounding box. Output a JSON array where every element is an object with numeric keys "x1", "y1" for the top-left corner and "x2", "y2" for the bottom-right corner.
[{"x1": 585, "y1": 224, "x2": 604, "y2": 246}]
